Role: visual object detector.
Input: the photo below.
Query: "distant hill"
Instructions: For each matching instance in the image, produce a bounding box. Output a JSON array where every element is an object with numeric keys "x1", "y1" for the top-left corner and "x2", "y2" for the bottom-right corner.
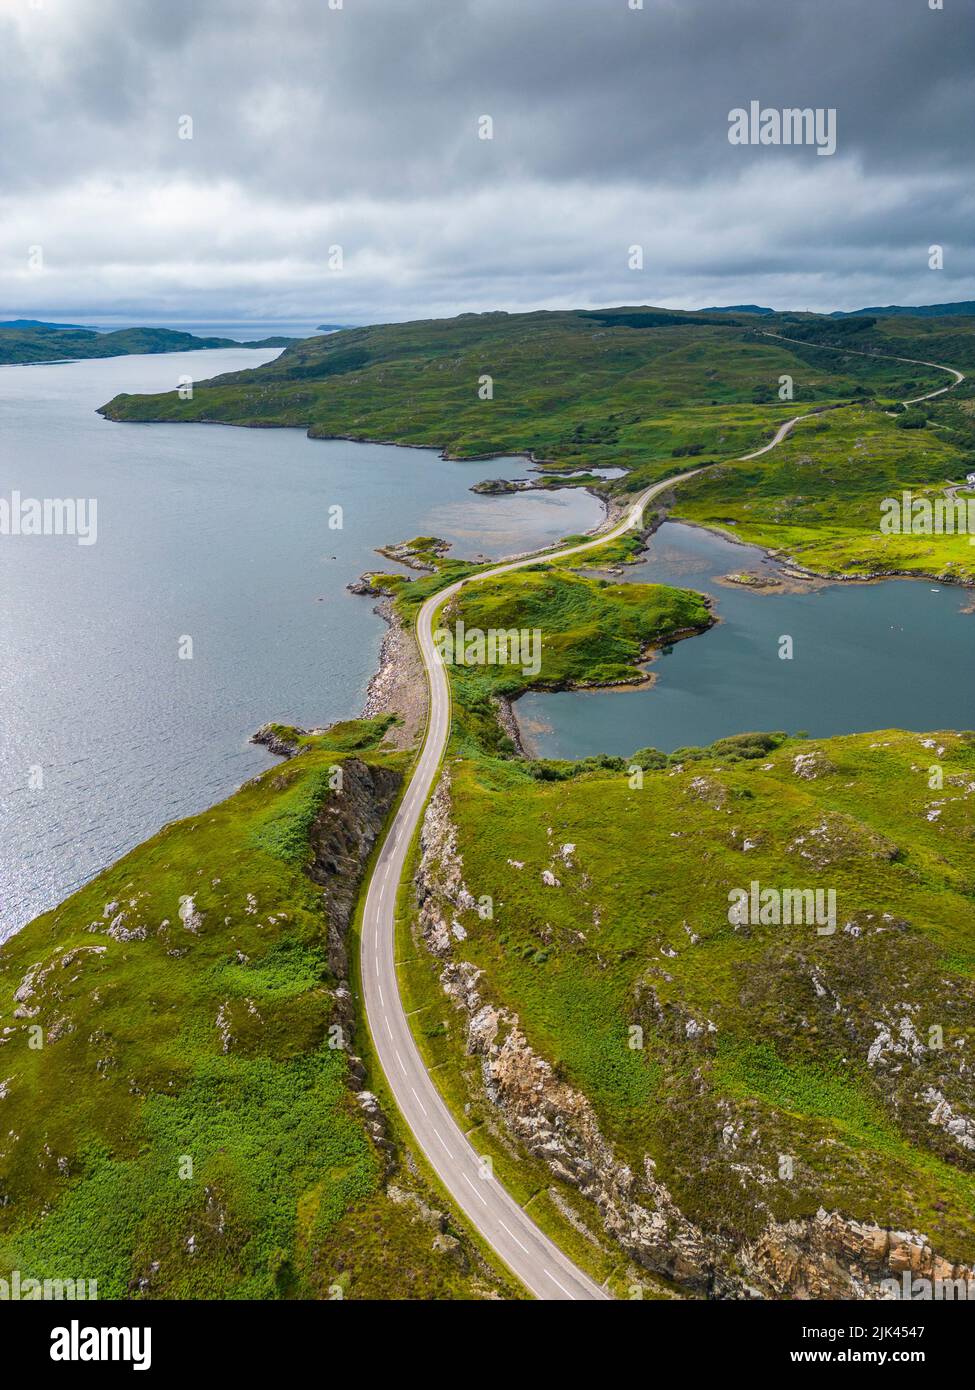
[
  {"x1": 0, "y1": 318, "x2": 90, "y2": 331},
  {"x1": 698, "y1": 304, "x2": 775, "y2": 315},
  {"x1": 100, "y1": 302, "x2": 975, "y2": 467},
  {"x1": 832, "y1": 301, "x2": 975, "y2": 318},
  {"x1": 699, "y1": 302, "x2": 975, "y2": 319},
  {"x1": 0, "y1": 324, "x2": 293, "y2": 365}
]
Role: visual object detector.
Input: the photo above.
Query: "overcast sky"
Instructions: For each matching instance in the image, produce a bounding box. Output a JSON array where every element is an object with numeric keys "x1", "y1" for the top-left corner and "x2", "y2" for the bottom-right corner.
[{"x1": 1, "y1": 0, "x2": 973, "y2": 326}]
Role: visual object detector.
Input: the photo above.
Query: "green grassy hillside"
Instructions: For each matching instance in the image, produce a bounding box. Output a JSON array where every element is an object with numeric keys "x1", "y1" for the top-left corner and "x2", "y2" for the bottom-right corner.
[
  {"x1": 439, "y1": 564, "x2": 711, "y2": 755},
  {"x1": 425, "y1": 728, "x2": 975, "y2": 1274},
  {"x1": 97, "y1": 304, "x2": 975, "y2": 583},
  {"x1": 98, "y1": 307, "x2": 949, "y2": 477},
  {"x1": 0, "y1": 718, "x2": 513, "y2": 1300},
  {"x1": 670, "y1": 397, "x2": 975, "y2": 581}
]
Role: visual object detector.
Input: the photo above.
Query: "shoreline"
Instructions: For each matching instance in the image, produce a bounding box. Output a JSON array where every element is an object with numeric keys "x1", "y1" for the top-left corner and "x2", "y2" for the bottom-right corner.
[
  {"x1": 344, "y1": 485, "x2": 656, "y2": 759},
  {"x1": 671, "y1": 515, "x2": 975, "y2": 591},
  {"x1": 357, "y1": 595, "x2": 428, "y2": 750},
  {"x1": 249, "y1": 484, "x2": 975, "y2": 778},
  {"x1": 503, "y1": 508, "x2": 975, "y2": 760}
]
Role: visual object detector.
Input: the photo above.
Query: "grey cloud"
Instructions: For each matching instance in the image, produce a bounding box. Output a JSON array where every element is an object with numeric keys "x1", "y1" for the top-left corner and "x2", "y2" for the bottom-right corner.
[{"x1": 0, "y1": 0, "x2": 972, "y2": 322}]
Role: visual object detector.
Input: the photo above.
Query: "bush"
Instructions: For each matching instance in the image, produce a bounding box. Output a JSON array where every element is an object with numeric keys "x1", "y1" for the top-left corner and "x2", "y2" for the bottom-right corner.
[
  {"x1": 897, "y1": 407, "x2": 928, "y2": 430},
  {"x1": 630, "y1": 746, "x2": 668, "y2": 770},
  {"x1": 708, "y1": 731, "x2": 786, "y2": 761}
]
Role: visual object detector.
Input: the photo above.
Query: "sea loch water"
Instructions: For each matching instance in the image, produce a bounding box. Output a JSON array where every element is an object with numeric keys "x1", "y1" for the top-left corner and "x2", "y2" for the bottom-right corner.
[
  {"x1": 516, "y1": 521, "x2": 975, "y2": 759},
  {"x1": 0, "y1": 348, "x2": 602, "y2": 936}
]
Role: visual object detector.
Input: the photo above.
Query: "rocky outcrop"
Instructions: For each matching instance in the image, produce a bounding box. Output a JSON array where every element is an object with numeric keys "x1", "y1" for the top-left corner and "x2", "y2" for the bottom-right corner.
[
  {"x1": 377, "y1": 537, "x2": 451, "y2": 570},
  {"x1": 251, "y1": 723, "x2": 306, "y2": 758},
  {"x1": 492, "y1": 695, "x2": 527, "y2": 757},
  {"x1": 470, "y1": 478, "x2": 533, "y2": 495},
  {"x1": 742, "y1": 1212, "x2": 975, "y2": 1299},
  {"x1": 347, "y1": 576, "x2": 381, "y2": 596},
  {"x1": 306, "y1": 757, "x2": 400, "y2": 977},
  {"x1": 414, "y1": 772, "x2": 975, "y2": 1300}
]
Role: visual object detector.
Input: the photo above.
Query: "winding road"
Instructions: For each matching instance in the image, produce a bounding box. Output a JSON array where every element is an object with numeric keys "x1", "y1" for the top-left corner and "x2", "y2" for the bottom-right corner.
[{"x1": 358, "y1": 344, "x2": 964, "y2": 1299}]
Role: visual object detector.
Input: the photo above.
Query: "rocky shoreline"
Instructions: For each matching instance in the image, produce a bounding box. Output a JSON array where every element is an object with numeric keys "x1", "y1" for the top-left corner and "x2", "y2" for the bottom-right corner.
[{"x1": 358, "y1": 596, "x2": 428, "y2": 750}]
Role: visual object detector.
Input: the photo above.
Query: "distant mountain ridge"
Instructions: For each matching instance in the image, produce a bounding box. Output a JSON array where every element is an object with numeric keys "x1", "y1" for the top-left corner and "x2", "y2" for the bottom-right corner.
[
  {"x1": 698, "y1": 304, "x2": 775, "y2": 315},
  {"x1": 0, "y1": 323, "x2": 294, "y2": 365},
  {"x1": 831, "y1": 301, "x2": 975, "y2": 318},
  {"x1": 700, "y1": 301, "x2": 975, "y2": 319},
  {"x1": 0, "y1": 318, "x2": 90, "y2": 331}
]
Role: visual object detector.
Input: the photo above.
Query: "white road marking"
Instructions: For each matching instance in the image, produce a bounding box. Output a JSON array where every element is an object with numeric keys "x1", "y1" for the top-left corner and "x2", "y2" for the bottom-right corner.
[
  {"x1": 499, "y1": 1219, "x2": 530, "y2": 1255},
  {"x1": 544, "y1": 1268, "x2": 576, "y2": 1300},
  {"x1": 463, "y1": 1173, "x2": 488, "y2": 1206}
]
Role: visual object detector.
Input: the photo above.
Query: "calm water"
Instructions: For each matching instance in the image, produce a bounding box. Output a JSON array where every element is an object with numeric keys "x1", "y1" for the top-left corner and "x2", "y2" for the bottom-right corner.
[
  {"x1": 517, "y1": 521, "x2": 975, "y2": 759},
  {"x1": 0, "y1": 349, "x2": 601, "y2": 936}
]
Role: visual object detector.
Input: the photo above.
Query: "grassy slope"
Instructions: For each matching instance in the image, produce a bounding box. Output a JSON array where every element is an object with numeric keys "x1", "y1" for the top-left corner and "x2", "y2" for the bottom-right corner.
[
  {"x1": 670, "y1": 397, "x2": 975, "y2": 581},
  {"x1": 0, "y1": 718, "x2": 514, "y2": 1300},
  {"x1": 15, "y1": 302, "x2": 975, "y2": 1293},
  {"x1": 97, "y1": 304, "x2": 975, "y2": 581},
  {"x1": 375, "y1": 535, "x2": 975, "y2": 1279},
  {"x1": 439, "y1": 730, "x2": 975, "y2": 1265},
  {"x1": 440, "y1": 565, "x2": 711, "y2": 756},
  {"x1": 98, "y1": 308, "x2": 947, "y2": 482},
  {"x1": 383, "y1": 401, "x2": 975, "y2": 1273}
]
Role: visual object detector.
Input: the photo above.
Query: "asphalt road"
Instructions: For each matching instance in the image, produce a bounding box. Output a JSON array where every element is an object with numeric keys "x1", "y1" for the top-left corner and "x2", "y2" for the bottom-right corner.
[
  {"x1": 357, "y1": 463, "x2": 751, "y2": 1300},
  {"x1": 357, "y1": 347, "x2": 964, "y2": 1299}
]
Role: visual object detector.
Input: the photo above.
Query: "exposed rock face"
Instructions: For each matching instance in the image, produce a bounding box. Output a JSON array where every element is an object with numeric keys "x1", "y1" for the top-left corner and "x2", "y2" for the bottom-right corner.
[
  {"x1": 377, "y1": 537, "x2": 451, "y2": 570},
  {"x1": 12, "y1": 945, "x2": 107, "y2": 1020},
  {"x1": 251, "y1": 724, "x2": 306, "y2": 758},
  {"x1": 734, "y1": 921, "x2": 975, "y2": 1170},
  {"x1": 470, "y1": 478, "x2": 532, "y2": 495},
  {"x1": 306, "y1": 758, "x2": 400, "y2": 977},
  {"x1": 414, "y1": 772, "x2": 975, "y2": 1300},
  {"x1": 742, "y1": 1213, "x2": 975, "y2": 1299},
  {"x1": 792, "y1": 749, "x2": 836, "y2": 780},
  {"x1": 347, "y1": 576, "x2": 380, "y2": 596}
]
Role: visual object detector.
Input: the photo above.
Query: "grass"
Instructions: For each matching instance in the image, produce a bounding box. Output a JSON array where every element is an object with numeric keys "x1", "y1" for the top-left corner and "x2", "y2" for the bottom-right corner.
[
  {"x1": 430, "y1": 729, "x2": 975, "y2": 1264},
  {"x1": 0, "y1": 717, "x2": 512, "y2": 1299},
  {"x1": 98, "y1": 302, "x2": 972, "y2": 584},
  {"x1": 18, "y1": 301, "x2": 975, "y2": 1292},
  {"x1": 441, "y1": 564, "x2": 711, "y2": 756},
  {"x1": 670, "y1": 400, "x2": 975, "y2": 581},
  {"x1": 98, "y1": 306, "x2": 953, "y2": 482},
  {"x1": 392, "y1": 819, "x2": 674, "y2": 1298}
]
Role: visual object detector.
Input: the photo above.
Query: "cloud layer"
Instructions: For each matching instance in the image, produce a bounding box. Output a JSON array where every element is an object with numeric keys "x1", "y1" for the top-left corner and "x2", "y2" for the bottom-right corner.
[{"x1": 1, "y1": 0, "x2": 972, "y2": 323}]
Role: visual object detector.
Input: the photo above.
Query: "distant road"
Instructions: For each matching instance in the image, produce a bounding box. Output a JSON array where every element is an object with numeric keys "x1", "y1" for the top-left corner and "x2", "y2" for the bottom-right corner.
[
  {"x1": 358, "y1": 342, "x2": 965, "y2": 1299},
  {"x1": 758, "y1": 330, "x2": 965, "y2": 404}
]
